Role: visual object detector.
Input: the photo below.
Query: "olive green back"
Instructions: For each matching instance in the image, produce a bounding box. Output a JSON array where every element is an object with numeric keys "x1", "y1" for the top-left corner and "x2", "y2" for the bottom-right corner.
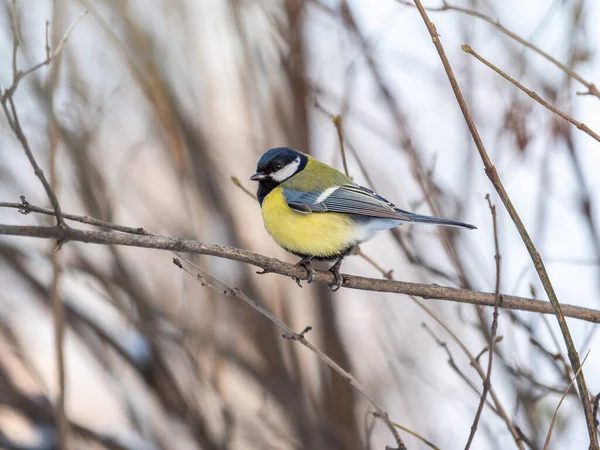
[{"x1": 283, "y1": 155, "x2": 352, "y2": 191}]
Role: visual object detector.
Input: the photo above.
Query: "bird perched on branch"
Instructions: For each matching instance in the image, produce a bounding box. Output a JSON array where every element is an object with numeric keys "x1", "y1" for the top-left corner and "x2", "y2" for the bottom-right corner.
[{"x1": 250, "y1": 147, "x2": 476, "y2": 291}]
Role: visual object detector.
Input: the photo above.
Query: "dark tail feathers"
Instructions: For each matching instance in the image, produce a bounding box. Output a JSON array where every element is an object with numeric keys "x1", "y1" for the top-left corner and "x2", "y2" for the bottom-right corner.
[{"x1": 395, "y1": 209, "x2": 476, "y2": 230}]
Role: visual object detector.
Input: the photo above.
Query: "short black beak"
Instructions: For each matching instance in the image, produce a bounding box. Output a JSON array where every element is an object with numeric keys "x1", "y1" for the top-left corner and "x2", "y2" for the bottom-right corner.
[{"x1": 250, "y1": 172, "x2": 266, "y2": 181}]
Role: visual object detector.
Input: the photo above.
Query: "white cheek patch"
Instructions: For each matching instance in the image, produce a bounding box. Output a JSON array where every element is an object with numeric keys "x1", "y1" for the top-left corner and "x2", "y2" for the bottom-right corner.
[
  {"x1": 315, "y1": 186, "x2": 339, "y2": 203},
  {"x1": 271, "y1": 157, "x2": 301, "y2": 182}
]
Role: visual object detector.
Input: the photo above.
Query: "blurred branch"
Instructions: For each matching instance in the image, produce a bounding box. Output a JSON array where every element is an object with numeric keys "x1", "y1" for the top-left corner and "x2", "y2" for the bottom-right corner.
[
  {"x1": 1, "y1": 7, "x2": 87, "y2": 449},
  {"x1": 172, "y1": 256, "x2": 408, "y2": 450},
  {"x1": 411, "y1": 0, "x2": 598, "y2": 445},
  {"x1": 231, "y1": 176, "x2": 257, "y2": 199},
  {"x1": 355, "y1": 248, "x2": 394, "y2": 280},
  {"x1": 419, "y1": 305, "x2": 528, "y2": 449},
  {"x1": 330, "y1": 113, "x2": 397, "y2": 277},
  {"x1": 0, "y1": 359, "x2": 133, "y2": 450},
  {"x1": 46, "y1": 10, "x2": 69, "y2": 445},
  {"x1": 388, "y1": 421, "x2": 439, "y2": 450},
  {"x1": 50, "y1": 249, "x2": 69, "y2": 449},
  {"x1": 332, "y1": 115, "x2": 350, "y2": 177},
  {"x1": 394, "y1": 0, "x2": 600, "y2": 99},
  {"x1": 462, "y1": 45, "x2": 600, "y2": 143},
  {"x1": 313, "y1": 98, "x2": 379, "y2": 189},
  {"x1": 464, "y1": 195, "x2": 501, "y2": 449}
]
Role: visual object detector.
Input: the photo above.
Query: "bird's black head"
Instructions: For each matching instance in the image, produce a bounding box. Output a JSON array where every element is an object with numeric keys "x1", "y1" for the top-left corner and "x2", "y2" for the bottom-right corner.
[{"x1": 250, "y1": 147, "x2": 308, "y2": 204}]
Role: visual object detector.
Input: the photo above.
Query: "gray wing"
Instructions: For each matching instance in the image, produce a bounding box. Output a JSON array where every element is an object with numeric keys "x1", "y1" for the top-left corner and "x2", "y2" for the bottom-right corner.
[
  {"x1": 283, "y1": 184, "x2": 412, "y2": 220},
  {"x1": 283, "y1": 184, "x2": 477, "y2": 229}
]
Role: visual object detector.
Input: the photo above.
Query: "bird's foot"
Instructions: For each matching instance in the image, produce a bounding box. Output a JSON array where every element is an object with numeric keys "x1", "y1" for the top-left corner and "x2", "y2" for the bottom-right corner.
[
  {"x1": 327, "y1": 258, "x2": 344, "y2": 292},
  {"x1": 293, "y1": 258, "x2": 315, "y2": 287}
]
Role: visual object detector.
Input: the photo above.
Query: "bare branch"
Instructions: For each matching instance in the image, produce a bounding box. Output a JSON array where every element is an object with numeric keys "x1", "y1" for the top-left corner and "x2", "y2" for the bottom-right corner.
[
  {"x1": 462, "y1": 45, "x2": 600, "y2": 144},
  {"x1": 411, "y1": 1, "x2": 598, "y2": 445},
  {"x1": 387, "y1": 419, "x2": 439, "y2": 450},
  {"x1": 1, "y1": 8, "x2": 87, "y2": 230},
  {"x1": 173, "y1": 256, "x2": 408, "y2": 449},
  {"x1": 332, "y1": 114, "x2": 350, "y2": 177},
  {"x1": 464, "y1": 195, "x2": 502, "y2": 449},
  {"x1": 394, "y1": 0, "x2": 600, "y2": 99},
  {"x1": 543, "y1": 351, "x2": 591, "y2": 449},
  {"x1": 0, "y1": 220, "x2": 598, "y2": 324},
  {"x1": 416, "y1": 298, "x2": 525, "y2": 449},
  {"x1": 2, "y1": 9, "x2": 88, "y2": 100}
]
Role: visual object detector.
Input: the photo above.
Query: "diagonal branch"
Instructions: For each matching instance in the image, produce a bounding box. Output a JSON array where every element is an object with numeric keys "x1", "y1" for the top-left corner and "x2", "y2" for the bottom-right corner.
[
  {"x1": 395, "y1": 0, "x2": 600, "y2": 99},
  {"x1": 410, "y1": 0, "x2": 598, "y2": 446},
  {"x1": 543, "y1": 351, "x2": 591, "y2": 449},
  {"x1": 462, "y1": 45, "x2": 600, "y2": 143},
  {"x1": 173, "y1": 256, "x2": 408, "y2": 449}
]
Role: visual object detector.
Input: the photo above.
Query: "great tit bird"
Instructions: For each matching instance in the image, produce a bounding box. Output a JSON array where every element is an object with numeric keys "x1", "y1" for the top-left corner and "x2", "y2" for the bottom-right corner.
[{"x1": 250, "y1": 147, "x2": 476, "y2": 291}]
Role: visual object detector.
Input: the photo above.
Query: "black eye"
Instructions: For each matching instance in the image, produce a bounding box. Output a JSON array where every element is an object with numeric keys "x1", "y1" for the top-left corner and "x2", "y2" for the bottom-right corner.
[{"x1": 274, "y1": 164, "x2": 283, "y2": 171}]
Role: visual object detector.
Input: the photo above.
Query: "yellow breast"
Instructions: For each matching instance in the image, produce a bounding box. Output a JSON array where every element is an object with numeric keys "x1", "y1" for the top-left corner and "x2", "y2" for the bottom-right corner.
[{"x1": 261, "y1": 185, "x2": 357, "y2": 258}]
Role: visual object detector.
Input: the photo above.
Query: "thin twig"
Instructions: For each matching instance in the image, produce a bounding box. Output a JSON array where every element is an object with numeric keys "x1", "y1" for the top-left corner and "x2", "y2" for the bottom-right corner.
[
  {"x1": 2, "y1": 9, "x2": 89, "y2": 100},
  {"x1": 1, "y1": 8, "x2": 87, "y2": 229},
  {"x1": 313, "y1": 99, "x2": 379, "y2": 189},
  {"x1": 543, "y1": 351, "x2": 591, "y2": 449},
  {"x1": 394, "y1": 0, "x2": 600, "y2": 99},
  {"x1": 355, "y1": 248, "x2": 394, "y2": 280},
  {"x1": 462, "y1": 45, "x2": 600, "y2": 143},
  {"x1": 230, "y1": 176, "x2": 256, "y2": 199},
  {"x1": 10, "y1": 0, "x2": 19, "y2": 79},
  {"x1": 416, "y1": 298, "x2": 524, "y2": 449},
  {"x1": 0, "y1": 95, "x2": 66, "y2": 228},
  {"x1": 336, "y1": 1, "x2": 472, "y2": 288},
  {"x1": 474, "y1": 336, "x2": 503, "y2": 363},
  {"x1": 1, "y1": 199, "x2": 149, "y2": 234},
  {"x1": 347, "y1": 207, "x2": 510, "y2": 446},
  {"x1": 173, "y1": 256, "x2": 407, "y2": 450},
  {"x1": 1, "y1": 220, "x2": 600, "y2": 323},
  {"x1": 388, "y1": 420, "x2": 439, "y2": 450},
  {"x1": 329, "y1": 116, "x2": 397, "y2": 279},
  {"x1": 411, "y1": 1, "x2": 598, "y2": 445},
  {"x1": 464, "y1": 195, "x2": 502, "y2": 449},
  {"x1": 421, "y1": 323, "x2": 501, "y2": 415},
  {"x1": 332, "y1": 115, "x2": 350, "y2": 177}
]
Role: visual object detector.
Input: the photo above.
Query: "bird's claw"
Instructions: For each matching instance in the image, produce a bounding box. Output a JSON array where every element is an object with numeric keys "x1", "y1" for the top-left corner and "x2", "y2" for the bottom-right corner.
[
  {"x1": 327, "y1": 257, "x2": 344, "y2": 292},
  {"x1": 328, "y1": 267, "x2": 343, "y2": 292},
  {"x1": 294, "y1": 259, "x2": 315, "y2": 287}
]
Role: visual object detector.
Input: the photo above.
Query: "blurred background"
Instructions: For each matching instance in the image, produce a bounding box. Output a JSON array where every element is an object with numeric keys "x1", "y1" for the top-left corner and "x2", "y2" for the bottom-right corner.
[{"x1": 1, "y1": 0, "x2": 600, "y2": 449}]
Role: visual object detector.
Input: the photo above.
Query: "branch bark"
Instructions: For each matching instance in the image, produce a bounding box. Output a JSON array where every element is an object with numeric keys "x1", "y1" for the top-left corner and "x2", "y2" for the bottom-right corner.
[{"x1": 1, "y1": 223, "x2": 599, "y2": 324}]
